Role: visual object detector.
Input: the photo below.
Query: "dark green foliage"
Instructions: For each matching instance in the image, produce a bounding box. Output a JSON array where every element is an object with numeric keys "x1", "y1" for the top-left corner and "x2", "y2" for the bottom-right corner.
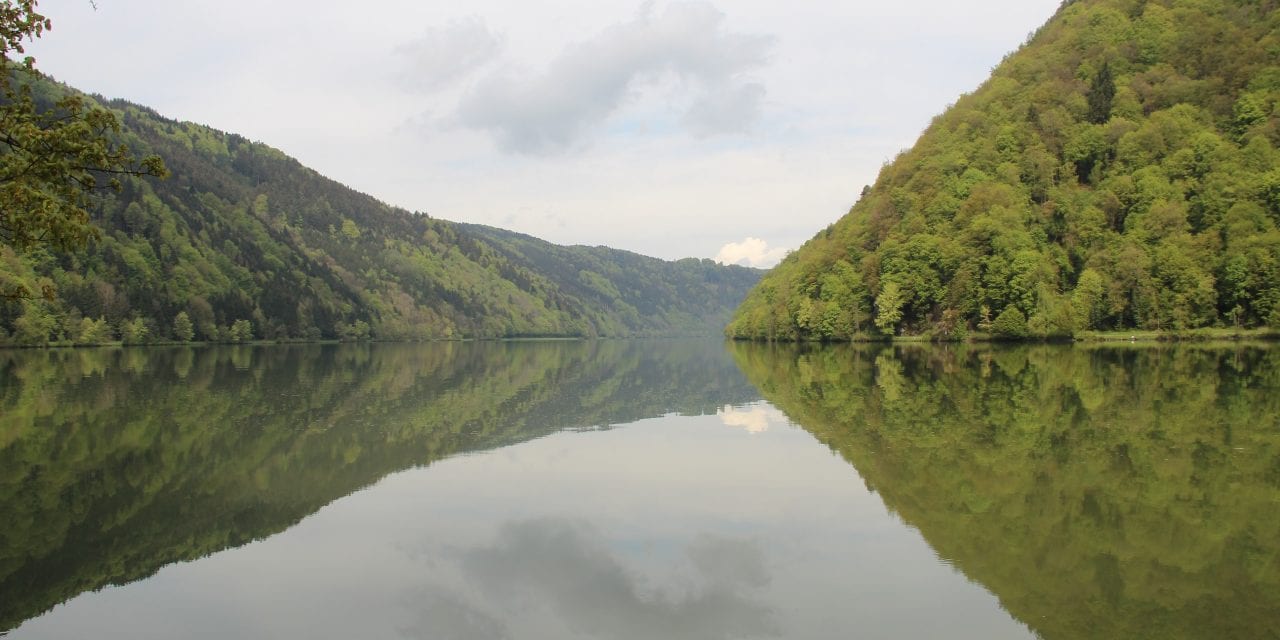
[
  {"x1": 1087, "y1": 61, "x2": 1116, "y2": 123},
  {"x1": 728, "y1": 0, "x2": 1280, "y2": 341},
  {"x1": 0, "y1": 79, "x2": 761, "y2": 344},
  {"x1": 732, "y1": 342, "x2": 1280, "y2": 639}
]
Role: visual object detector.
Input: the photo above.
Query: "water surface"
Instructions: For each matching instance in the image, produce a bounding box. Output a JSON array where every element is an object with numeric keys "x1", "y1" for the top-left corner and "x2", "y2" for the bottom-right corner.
[{"x1": 1, "y1": 341, "x2": 1277, "y2": 638}]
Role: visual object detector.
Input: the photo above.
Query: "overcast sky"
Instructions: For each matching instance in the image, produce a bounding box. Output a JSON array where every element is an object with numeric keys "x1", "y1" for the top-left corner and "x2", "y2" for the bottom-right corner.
[{"x1": 30, "y1": 0, "x2": 1061, "y2": 267}]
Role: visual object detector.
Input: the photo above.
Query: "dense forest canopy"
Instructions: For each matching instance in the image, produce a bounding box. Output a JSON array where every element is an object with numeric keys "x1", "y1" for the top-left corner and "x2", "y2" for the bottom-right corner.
[
  {"x1": 0, "y1": 78, "x2": 760, "y2": 344},
  {"x1": 728, "y1": 0, "x2": 1280, "y2": 340}
]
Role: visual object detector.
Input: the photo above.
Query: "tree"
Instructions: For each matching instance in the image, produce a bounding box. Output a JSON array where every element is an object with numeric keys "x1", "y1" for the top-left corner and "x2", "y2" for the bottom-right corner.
[
  {"x1": 1086, "y1": 61, "x2": 1115, "y2": 125},
  {"x1": 338, "y1": 319, "x2": 371, "y2": 341},
  {"x1": 228, "y1": 319, "x2": 253, "y2": 343},
  {"x1": 0, "y1": 1, "x2": 166, "y2": 264},
  {"x1": 991, "y1": 306, "x2": 1029, "y2": 339},
  {"x1": 76, "y1": 315, "x2": 111, "y2": 344},
  {"x1": 119, "y1": 317, "x2": 149, "y2": 344},
  {"x1": 172, "y1": 311, "x2": 194, "y2": 342},
  {"x1": 1071, "y1": 268, "x2": 1105, "y2": 331},
  {"x1": 12, "y1": 297, "x2": 53, "y2": 343},
  {"x1": 874, "y1": 281, "x2": 906, "y2": 335}
]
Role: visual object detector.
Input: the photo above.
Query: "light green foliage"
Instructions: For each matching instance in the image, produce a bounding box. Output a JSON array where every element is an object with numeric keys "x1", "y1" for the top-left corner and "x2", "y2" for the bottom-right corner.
[
  {"x1": 729, "y1": 0, "x2": 1280, "y2": 341},
  {"x1": 1071, "y1": 268, "x2": 1106, "y2": 329},
  {"x1": 990, "y1": 306, "x2": 1029, "y2": 338},
  {"x1": 337, "y1": 319, "x2": 371, "y2": 341},
  {"x1": 818, "y1": 260, "x2": 869, "y2": 337},
  {"x1": 119, "y1": 317, "x2": 149, "y2": 344},
  {"x1": 874, "y1": 281, "x2": 906, "y2": 335},
  {"x1": 172, "y1": 311, "x2": 193, "y2": 342},
  {"x1": 76, "y1": 316, "x2": 111, "y2": 344},
  {"x1": 227, "y1": 319, "x2": 252, "y2": 343},
  {"x1": 12, "y1": 299, "x2": 53, "y2": 344},
  {"x1": 339, "y1": 218, "x2": 360, "y2": 240}
]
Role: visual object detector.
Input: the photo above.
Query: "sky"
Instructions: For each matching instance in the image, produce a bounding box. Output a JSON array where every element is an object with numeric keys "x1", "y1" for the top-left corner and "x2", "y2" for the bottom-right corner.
[{"x1": 29, "y1": 0, "x2": 1062, "y2": 267}]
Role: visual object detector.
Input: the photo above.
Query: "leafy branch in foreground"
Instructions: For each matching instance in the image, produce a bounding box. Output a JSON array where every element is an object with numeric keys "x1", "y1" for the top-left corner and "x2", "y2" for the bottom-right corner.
[{"x1": 0, "y1": 0, "x2": 166, "y2": 299}]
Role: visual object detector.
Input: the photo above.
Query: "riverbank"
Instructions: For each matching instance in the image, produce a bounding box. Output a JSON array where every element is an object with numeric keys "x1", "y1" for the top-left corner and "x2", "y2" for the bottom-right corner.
[
  {"x1": 729, "y1": 327, "x2": 1280, "y2": 344},
  {"x1": 1071, "y1": 328, "x2": 1280, "y2": 342}
]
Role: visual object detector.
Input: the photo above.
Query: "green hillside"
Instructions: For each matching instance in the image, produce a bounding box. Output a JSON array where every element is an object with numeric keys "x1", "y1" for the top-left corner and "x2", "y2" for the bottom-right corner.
[
  {"x1": 462, "y1": 223, "x2": 761, "y2": 333},
  {"x1": 0, "y1": 81, "x2": 760, "y2": 344},
  {"x1": 728, "y1": 0, "x2": 1280, "y2": 341}
]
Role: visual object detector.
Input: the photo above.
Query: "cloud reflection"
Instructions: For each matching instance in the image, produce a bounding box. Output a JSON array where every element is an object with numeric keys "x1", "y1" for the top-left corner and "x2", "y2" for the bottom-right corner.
[
  {"x1": 718, "y1": 403, "x2": 787, "y2": 434},
  {"x1": 398, "y1": 589, "x2": 509, "y2": 640},
  {"x1": 400, "y1": 518, "x2": 778, "y2": 639}
]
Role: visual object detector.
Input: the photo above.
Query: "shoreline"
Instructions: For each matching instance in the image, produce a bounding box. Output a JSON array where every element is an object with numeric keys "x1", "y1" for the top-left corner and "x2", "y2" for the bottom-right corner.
[{"x1": 727, "y1": 328, "x2": 1280, "y2": 345}]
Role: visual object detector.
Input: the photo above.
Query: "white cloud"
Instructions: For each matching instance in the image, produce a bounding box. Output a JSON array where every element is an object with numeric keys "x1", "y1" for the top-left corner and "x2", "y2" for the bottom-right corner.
[
  {"x1": 715, "y1": 237, "x2": 788, "y2": 268},
  {"x1": 453, "y1": 1, "x2": 775, "y2": 154},
  {"x1": 23, "y1": 0, "x2": 1066, "y2": 263},
  {"x1": 684, "y1": 82, "x2": 766, "y2": 137},
  {"x1": 718, "y1": 403, "x2": 788, "y2": 434},
  {"x1": 396, "y1": 18, "x2": 504, "y2": 92}
]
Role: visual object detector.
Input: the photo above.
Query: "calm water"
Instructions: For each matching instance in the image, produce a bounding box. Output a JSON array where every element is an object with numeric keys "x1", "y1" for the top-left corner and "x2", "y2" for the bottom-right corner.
[{"x1": 1, "y1": 341, "x2": 1277, "y2": 639}]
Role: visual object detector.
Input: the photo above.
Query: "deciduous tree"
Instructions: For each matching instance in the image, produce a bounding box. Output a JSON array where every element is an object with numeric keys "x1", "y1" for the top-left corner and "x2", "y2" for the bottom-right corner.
[{"x1": 0, "y1": 0, "x2": 166, "y2": 286}]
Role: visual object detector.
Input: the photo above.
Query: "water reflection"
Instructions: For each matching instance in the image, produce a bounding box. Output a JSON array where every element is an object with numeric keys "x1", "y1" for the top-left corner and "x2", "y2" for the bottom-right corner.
[
  {"x1": 435, "y1": 518, "x2": 777, "y2": 640},
  {"x1": 9, "y1": 340, "x2": 1270, "y2": 638},
  {"x1": 718, "y1": 404, "x2": 787, "y2": 434},
  {"x1": 730, "y1": 342, "x2": 1280, "y2": 640},
  {"x1": 0, "y1": 341, "x2": 758, "y2": 633}
]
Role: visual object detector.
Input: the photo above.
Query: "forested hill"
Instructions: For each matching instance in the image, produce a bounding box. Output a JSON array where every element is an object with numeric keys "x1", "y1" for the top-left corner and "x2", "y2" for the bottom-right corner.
[
  {"x1": 461, "y1": 223, "x2": 761, "y2": 333},
  {"x1": 728, "y1": 0, "x2": 1280, "y2": 341},
  {"x1": 0, "y1": 82, "x2": 761, "y2": 344}
]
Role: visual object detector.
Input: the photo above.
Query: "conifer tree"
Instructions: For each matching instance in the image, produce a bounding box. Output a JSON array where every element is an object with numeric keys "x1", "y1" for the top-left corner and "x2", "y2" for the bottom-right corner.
[{"x1": 1086, "y1": 61, "x2": 1115, "y2": 124}]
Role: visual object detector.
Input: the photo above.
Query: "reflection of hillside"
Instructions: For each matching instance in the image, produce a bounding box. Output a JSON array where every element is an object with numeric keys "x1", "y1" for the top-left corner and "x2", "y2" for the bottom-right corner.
[
  {"x1": 732, "y1": 343, "x2": 1280, "y2": 640},
  {"x1": 0, "y1": 340, "x2": 758, "y2": 632}
]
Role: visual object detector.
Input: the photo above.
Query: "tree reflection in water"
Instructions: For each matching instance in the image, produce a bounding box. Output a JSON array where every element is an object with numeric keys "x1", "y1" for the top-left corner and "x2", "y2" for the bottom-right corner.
[{"x1": 732, "y1": 342, "x2": 1280, "y2": 640}]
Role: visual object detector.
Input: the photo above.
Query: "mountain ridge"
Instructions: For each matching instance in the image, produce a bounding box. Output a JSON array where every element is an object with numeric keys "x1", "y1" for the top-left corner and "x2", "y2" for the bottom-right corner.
[{"x1": 0, "y1": 79, "x2": 762, "y2": 344}]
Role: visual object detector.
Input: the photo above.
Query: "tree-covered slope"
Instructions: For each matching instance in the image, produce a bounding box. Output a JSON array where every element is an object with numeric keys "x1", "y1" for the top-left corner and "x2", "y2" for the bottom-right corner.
[
  {"x1": 0, "y1": 82, "x2": 760, "y2": 344},
  {"x1": 728, "y1": 0, "x2": 1280, "y2": 341},
  {"x1": 462, "y1": 223, "x2": 762, "y2": 335}
]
